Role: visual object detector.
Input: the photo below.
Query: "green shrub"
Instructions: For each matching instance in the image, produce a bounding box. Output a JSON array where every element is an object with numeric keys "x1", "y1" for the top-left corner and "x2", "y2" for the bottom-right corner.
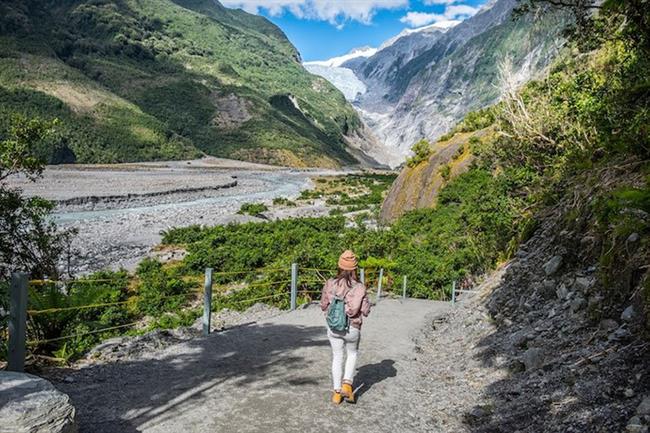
[
  {"x1": 272, "y1": 197, "x2": 296, "y2": 207},
  {"x1": 237, "y1": 202, "x2": 269, "y2": 215},
  {"x1": 406, "y1": 139, "x2": 432, "y2": 167},
  {"x1": 439, "y1": 164, "x2": 451, "y2": 181}
]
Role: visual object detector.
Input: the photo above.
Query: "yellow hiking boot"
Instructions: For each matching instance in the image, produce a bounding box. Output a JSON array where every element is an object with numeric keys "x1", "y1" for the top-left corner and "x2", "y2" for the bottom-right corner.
[
  {"x1": 341, "y1": 382, "x2": 355, "y2": 403},
  {"x1": 332, "y1": 391, "x2": 343, "y2": 405}
]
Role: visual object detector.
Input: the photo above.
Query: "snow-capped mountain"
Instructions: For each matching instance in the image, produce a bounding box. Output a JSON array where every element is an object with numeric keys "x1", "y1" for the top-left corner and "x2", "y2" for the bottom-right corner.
[
  {"x1": 304, "y1": 46, "x2": 377, "y2": 68},
  {"x1": 304, "y1": 0, "x2": 566, "y2": 167}
]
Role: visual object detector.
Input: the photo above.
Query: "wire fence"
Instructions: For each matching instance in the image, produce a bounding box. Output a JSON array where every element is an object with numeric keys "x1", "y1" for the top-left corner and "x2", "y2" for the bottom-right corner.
[{"x1": 4, "y1": 264, "x2": 459, "y2": 371}]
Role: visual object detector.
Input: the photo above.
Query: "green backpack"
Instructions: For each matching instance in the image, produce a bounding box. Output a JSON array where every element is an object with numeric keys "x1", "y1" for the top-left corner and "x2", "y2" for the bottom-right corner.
[{"x1": 326, "y1": 285, "x2": 352, "y2": 332}]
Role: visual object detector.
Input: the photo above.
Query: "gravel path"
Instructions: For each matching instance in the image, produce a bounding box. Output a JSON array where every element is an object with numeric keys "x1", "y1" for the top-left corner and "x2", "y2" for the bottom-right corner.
[{"x1": 53, "y1": 299, "x2": 450, "y2": 433}]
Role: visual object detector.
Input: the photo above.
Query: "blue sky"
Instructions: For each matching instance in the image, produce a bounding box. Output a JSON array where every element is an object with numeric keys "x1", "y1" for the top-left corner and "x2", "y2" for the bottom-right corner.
[{"x1": 220, "y1": 0, "x2": 488, "y2": 61}]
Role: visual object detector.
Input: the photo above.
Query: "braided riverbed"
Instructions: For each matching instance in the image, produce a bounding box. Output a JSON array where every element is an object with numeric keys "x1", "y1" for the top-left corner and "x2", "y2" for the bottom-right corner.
[{"x1": 9, "y1": 157, "x2": 349, "y2": 274}]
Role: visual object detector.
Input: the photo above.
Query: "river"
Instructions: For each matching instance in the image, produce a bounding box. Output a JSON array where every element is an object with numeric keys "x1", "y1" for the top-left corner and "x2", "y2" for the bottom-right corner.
[{"x1": 10, "y1": 158, "x2": 342, "y2": 274}]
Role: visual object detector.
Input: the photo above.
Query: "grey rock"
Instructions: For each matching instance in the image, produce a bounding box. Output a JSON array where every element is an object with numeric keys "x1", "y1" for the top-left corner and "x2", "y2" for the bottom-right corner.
[
  {"x1": 570, "y1": 296, "x2": 586, "y2": 313},
  {"x1": 625, "y1": 388, "x2": 636, "y2": 398},
  {"x1": 609, "y1": 326, "x2": 632, "y2": 342},
  {"x1": 556, "y1": 284, "x2": 569, "y2": 300},
  {"x1": 523, "y1": 347, "x2": 545, "y2": 371},
  {"x1": 0, "y1": 371, "x2": 77, "y2": 433},
  {"x1": 627, "y1": 233, "x2": 640, "y2": 243},
  {"x1": 511, "y1": 330, "x2": 530, "y2": 348},
  {"x1": 600, "y1": 319, "x2": 619, "y2": 332},
  {"x1": 544, "y1": 255, "x2": 563, "y2": 276},
  {"x1": 574, "y1": 276, "x2": 593, "y2": 292},
  {"x1": 637, "y1": 396, "x2": 650, "y2": 415},
  {"x1": 621, "y1": 306, "x2": 636, "y2": 323}
]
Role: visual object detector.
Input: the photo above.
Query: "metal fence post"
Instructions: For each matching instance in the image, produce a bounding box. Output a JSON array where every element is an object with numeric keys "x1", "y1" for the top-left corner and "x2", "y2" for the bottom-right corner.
[
  {"x1": 377, "y1": 268, "x2": 384, "y2": 302},
  {"x1": 451, "y1": 280, "x2": 456, "y2": 306},
  {"x1": 402, "y1": 275, "x2": 407, "y2": 299},
  {"x1": 290, "y1": 263, "x2": 298, "y2": 310},
  {"x1": 203, "y1": 268, "x2": 213, "y2": 336},
  {"x1": 8, "y1": 272, "x2": 28, "y2": 372},
  {"x1": 360, "y1": 268, "x2": 365, "y2": 285}
]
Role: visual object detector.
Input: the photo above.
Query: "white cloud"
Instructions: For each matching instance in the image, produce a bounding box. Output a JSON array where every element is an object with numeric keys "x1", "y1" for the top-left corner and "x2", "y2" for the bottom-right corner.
[
  {"x1": 400, "y1": 3, "x2": 479, "y2": 27},
  {"x1": 400, "y1": 11, "x2": 445, "y2": 27},
  {"x1": 221, "y1": 0, "x2": 408, "y2": 26},
  {"x1": 444, "y1": 4, "x2": 479, "y2": 18},
  {"x1": 423, "y1": 0, "x2": 458, "y2": 4}
]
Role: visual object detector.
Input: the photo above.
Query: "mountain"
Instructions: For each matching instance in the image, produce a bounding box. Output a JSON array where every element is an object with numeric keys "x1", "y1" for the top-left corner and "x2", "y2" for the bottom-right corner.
[
  {"x1": 308, "y1": 0, "x2": 567, "y2": 166},
  {"x1": 0, "y1": 0, "x2": 377, "y2": 167}
]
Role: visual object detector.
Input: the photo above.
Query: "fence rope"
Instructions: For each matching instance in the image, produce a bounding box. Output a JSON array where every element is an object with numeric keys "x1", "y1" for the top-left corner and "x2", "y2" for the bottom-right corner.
[
  {"x1": 27, "y1": 299, "x2": 132, "y2": 315},
  {"x1": 29, "y1": 278, "x2": 125, "y2": 286},
  {"x1": 27, "y1": 321, "x2": 140, "y2": 345},
  {"x1": 219, "y1": 292, "x2": 288, "y2": 305}
]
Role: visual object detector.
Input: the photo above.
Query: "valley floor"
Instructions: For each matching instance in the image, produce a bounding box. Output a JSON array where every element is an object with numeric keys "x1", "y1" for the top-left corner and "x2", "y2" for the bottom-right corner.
[{"x1": 9, "y1": 157, "x2": 350, "y2": 273}]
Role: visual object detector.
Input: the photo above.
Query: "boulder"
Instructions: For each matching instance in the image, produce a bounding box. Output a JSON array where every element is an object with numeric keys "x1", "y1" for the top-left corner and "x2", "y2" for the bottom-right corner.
[
  {"x1": 522, "y1": 347, "x2": 545, "y2": 371},
  {"x1": 0, "y1": 371, "x2": 77, "y2": 433},
  {"x1": 543, "y1": 255, "x2": 563, "y2": 276}
]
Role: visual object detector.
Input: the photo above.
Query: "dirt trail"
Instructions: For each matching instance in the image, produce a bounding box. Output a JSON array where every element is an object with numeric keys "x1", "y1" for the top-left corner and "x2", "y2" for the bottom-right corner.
[{"x1": 54, "y1": 299, "x2": 449, "y2": 433}]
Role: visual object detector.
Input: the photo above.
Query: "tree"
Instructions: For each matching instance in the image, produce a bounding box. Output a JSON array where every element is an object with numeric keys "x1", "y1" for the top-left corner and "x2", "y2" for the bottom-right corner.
[{"x1": 0, "y1": 116, "x2": 75, "y2": 279}]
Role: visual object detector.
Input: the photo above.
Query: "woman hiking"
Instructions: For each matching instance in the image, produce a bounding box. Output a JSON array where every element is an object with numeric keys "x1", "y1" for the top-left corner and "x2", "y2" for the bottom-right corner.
[{"x1": 320, "y1": 250, "x2": 371, "y2": 405}]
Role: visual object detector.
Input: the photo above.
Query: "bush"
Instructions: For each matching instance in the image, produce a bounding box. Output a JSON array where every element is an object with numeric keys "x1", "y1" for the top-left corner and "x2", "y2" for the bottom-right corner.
[
  {"x1": 406, "y1": 139, "x2": 432, "y2": 167},
  {"x1": 237, "y1": 202, "x2": 269, "y2": 215},
  {"x1": 272, "y1": 197, "x2": 296, "y2": 207}
]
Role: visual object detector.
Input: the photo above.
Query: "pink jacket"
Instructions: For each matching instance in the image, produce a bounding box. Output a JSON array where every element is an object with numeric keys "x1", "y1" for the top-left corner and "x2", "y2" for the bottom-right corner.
[{"x1": 320, "y1": 278, "x2": 371, "y2": 329}]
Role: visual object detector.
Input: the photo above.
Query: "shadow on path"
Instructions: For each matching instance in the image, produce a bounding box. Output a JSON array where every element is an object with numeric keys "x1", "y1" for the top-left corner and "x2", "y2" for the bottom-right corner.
[
  {"x1": 355, "y1": 359, "x2": 397, "y2": 401},
  {"x1": 55, "y1": 322, "x2": 327, "y2": 433}
]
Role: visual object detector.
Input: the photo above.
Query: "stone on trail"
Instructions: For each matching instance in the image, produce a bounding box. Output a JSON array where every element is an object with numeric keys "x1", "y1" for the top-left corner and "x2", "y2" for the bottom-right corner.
[{"x1": 0, "y1": 371, "x2": 77, "y2": 433}]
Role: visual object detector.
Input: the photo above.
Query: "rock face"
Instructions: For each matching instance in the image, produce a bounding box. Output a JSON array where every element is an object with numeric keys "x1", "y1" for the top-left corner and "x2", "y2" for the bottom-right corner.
[
  {"x1": 410, "y1": 185, "x2": 650, "y2": 431},
  {"x1": 0, "y1": 372, "x2": 77, "y2": 433}
]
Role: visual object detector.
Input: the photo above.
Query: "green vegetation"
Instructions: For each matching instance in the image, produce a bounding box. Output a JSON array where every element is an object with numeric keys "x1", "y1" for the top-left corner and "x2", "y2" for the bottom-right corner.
[
  {"x1": 162, "y1": 166, "x2": 523, "y2": 299},
  {"x1": 406, "y1": 139, "x2": 432, "y2": 167},
  {"x1": 237, "y1": 202, "x2": 269, "y2": 216},
  {"x1": 317, "y1": 173, "x2": 397, "y2": 211},
  {"x1": 438, "y1": 106, "x2": 498, "y2": 142},
  {"x1": 0, "y1": 0, "x2": 362, "y2": 166},
  {"x1": 272, "y1": 197, "x2": 296, "y2": 207}
]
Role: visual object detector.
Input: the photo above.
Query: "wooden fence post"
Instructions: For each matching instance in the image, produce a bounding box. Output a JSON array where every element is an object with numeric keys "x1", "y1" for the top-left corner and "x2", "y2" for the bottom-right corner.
[
  {"x1": 377, "y1": 268, "x2": 384, "y2": 302},
  {"x1": 203, "y1": 268, "x2": 213, "y2": 336},
  {"x1": 8, "y1": 272, "x2": 28, "y2": 372},
  {"x1": 451, "y1": 280, "x2": 456, "y2": 306},
  {"x1": 360, "y1": 268, "x2": 365, "y2": 285},
  {"x1": 290, "y1": 263, "x2": 298, "y2": 310},
  {"x1": 402, "y1": 276, "x2": 407, "y2": 299}
]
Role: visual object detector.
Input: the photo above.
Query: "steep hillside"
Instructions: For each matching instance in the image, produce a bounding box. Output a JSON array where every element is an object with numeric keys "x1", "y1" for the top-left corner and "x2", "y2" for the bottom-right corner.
[
  {"x1": 0, "y1": 0, "x2": 372, "y2": 167},
  {"x1": 380, "y1": 128, "x2": 486, "y2": 222},
  {"x1": 346, "y1": 0, "x2": 566, "y2": 164}
]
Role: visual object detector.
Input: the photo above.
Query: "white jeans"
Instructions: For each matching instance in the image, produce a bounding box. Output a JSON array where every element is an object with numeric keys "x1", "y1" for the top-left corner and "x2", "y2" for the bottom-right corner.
[{"x1": 327, "y1": 327, "x2": 360, "y2": 391}]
